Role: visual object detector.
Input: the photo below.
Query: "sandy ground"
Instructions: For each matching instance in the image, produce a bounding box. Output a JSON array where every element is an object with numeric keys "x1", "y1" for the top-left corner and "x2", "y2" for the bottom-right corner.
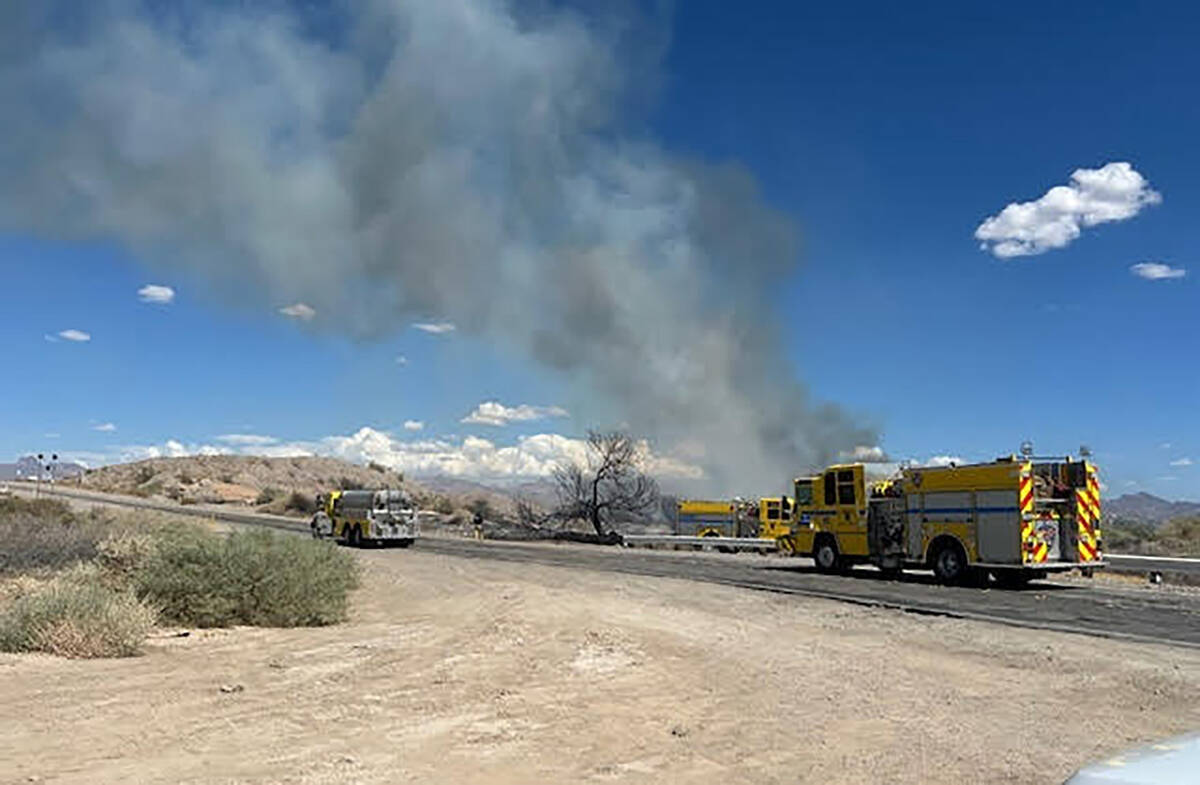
[{"x1": 1, "y1": 544, "x2": 1198, "y2": 785}]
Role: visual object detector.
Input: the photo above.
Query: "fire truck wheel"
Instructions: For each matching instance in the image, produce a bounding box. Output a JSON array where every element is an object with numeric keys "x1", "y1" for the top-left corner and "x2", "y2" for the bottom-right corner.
[
  {"x1": 931, "y1": 540, "x2": 968, "y2": 584},
  {"x1": 813, "y1": 537, "x2": 840, "y2": 573},
  {"x1": 348, "y1": 525, "x2": 362, "y2": 548}
]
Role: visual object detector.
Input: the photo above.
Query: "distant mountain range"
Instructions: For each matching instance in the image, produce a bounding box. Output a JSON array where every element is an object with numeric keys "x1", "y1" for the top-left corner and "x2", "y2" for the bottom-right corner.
[
  {"x1": 0, "y1": 455, "x2": 85, "y2": 482},
  {"x1": 1104, "y1": 492, "x2": 1200, "y2": 526}
]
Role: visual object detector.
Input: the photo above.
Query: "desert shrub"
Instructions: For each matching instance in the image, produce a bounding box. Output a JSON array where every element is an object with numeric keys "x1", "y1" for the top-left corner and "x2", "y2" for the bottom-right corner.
[
  {"x1": 133, "y1": 528, "x2": 359, "y2": 627},
  {"x1": 1102, "y1": 520, "x2": 1157, "y2": 552},
  {"x1": 0, "y1": 577, "x2": 156, "y2": 658},
  {"x1": 433, "y1": 495, "x2": 454, "y2": 515},
  {"x1": 219, "y1": 473, "x2": 235, "y2": 484},
  {"x1": 468, "y1": 498, "x2": 493, "y2": 520},
  {"x1": 255, "y1": 487, "x2": 280, "y2": 505},
  {"x1": 284, "y1": 491, "x2": 316, "y2": 515},
  {"x1": 178, "y1": 471, "x2": 195, "y2": 485},
  {"x1": 135, "y1": 465, "x2": 156, "y2": 484},
  {"x1": 96, "y1": 529, "x2": 157, "y2": 585},
  {"x1": 1157, "y1": 517, "x2": 1200, "y2": 556},
  {"x1": 339, "y1": 476, "x2": 364, "y2": 491},
  {"x1": 368, "y1": 461, "x2": 387, "y2": 474},
  {"x1": 0, "y1": 499, "x2": 117, "y2": 574}
]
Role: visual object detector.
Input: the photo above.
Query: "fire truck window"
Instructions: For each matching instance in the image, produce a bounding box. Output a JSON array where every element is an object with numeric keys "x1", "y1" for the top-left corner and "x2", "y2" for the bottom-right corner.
[
  {"x1": 824, "y1": 473, "x2": 836, "y2": 506},
  {"x1": 838, "y1": 481, "x2": 856, "y2": 505},
  {"x1": 767, "y1": 506, "x2": 779, "y2": 520},
  {"x1": 795, "y1": 481, "x2": 813, "y2": 506}
]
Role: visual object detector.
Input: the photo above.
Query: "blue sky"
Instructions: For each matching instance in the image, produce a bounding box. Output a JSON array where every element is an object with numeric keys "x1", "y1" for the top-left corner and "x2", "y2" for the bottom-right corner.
[{"x1": 1, "y1": 1, "x2": 1196, "y2": 498}]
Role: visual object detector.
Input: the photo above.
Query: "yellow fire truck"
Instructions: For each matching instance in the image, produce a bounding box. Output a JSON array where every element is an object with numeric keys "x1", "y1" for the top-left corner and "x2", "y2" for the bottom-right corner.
[
  {"x1": 311, "y1": 489, "x2": 419, "y2": 548},
  {"x1": 675, "y1": 496, "x2": 793, "y2": 539},
  {"x1": 777, "y1": 454, "x2": 1103, "y2": 585}
]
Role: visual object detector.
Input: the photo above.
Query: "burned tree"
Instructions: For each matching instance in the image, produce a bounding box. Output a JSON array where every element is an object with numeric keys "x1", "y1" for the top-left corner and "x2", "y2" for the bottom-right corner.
[{"x1": 552, "y1": 430, "x2": 659, "y2": 540}]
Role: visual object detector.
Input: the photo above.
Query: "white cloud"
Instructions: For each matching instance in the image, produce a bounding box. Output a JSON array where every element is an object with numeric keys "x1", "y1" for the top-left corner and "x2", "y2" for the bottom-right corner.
[
  {"x1": 925, "y1": 455, "x2": 964, "y2": 467},
  {"x1": 975, "y1": 162, "x2": 1161, "y2": 258},
  {"x1": 395, "y1": 355, "x2": 408, "y2": 366},
  {"x1": 56, "y1": 329, "x2": 91, "y2": 342},
  {"x1": 461, "y1": 401, "x2": 570, "y2": 427},
  {"x1": 1169, "y1": 457, "x2": 1193, "y2": 467},
  {"x1": 137, "y1": 284, "x2": 176, "y2": 304},
  {"x1": 403, "y1": 420, "x2": 424, "y2": 431},
  {"x1": 52, "y1": 425, "x2": 704, "y2": 482},
  {"x1": 412, "y1": 322, "x2": 456, "y2": 334},
  {"x1": 313, "y1": 427, "x2": 701, "y2": 481},
  {"x1": 93, "y1": 422, "x2": 117, "y2": 432},
  {"x1": 844, "y1": 445, "x2": 887, "y2": 462},
  {"x1": 1157, "y1": 475, "x2": 1178, "y2": 482},
  {"x1": 216, "y1": 433, "x2": 278, "y2": 446},
  {"x1": 1130, "y1": 262, "x2": 1186, "y2": 280},
  {"x1": 279, "y1": 303, "x2": 316, "y2": 320}
]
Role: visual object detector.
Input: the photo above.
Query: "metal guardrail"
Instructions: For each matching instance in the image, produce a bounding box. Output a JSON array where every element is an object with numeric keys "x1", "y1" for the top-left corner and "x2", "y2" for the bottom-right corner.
[
  {"x1": 1106, "y1": 553, "x2": 1200, "y2": 564},
  {"x1": 622, "y1": 534, "x2": 778, "y2": 550}
]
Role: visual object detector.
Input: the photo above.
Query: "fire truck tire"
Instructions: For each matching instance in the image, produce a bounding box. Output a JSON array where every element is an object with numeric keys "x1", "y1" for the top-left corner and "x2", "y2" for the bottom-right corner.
[
  {"x1": 397, "y1": 538, "x2": 414, "y2": 548},
  {"x1": 813, "y1": 537, "x2": 840, "y2": 573},
  {"x1": 931, "y1": 539, "x2": 968, "y2": 584},
  {"x1": 348, "y1": 525, "x2": 362, "y2": 548}
]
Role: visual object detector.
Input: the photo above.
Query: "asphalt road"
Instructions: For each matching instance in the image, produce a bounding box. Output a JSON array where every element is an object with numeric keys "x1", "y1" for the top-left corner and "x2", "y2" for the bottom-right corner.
[{"x1": 17, "y1": 484, "x2": 1200, "y2": 649}]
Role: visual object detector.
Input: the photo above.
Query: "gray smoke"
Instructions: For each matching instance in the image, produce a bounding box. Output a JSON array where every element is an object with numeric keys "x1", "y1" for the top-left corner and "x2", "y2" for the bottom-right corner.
[{"x1": 0, "y1": 0, "x2": 876, "y2": 492}]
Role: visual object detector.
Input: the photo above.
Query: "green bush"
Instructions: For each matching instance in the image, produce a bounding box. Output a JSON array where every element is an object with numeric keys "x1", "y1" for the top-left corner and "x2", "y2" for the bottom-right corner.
[
  {"x1": 133, "y1": 528, "x2": 359, "y2": 627},
  {"x1": 0, "y1": 577, "x2": 157, "y2": 658}
]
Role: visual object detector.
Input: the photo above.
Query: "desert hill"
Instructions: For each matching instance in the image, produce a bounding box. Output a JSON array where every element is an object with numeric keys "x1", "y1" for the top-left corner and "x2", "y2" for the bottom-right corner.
[{"x1": 79, "y1": 455, "x2": 532, "y2": 518}]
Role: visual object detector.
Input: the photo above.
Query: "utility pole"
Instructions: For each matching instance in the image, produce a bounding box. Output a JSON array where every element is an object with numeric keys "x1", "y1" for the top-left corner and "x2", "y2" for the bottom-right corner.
[{"x1": 33, "y1": 452, "x2": 58, "y2": 499}]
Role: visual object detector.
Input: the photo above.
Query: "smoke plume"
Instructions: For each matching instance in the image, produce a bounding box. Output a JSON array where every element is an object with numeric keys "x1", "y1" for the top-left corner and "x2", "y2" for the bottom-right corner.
[{"x1": 0, "y1": 0, "x2": 875, "y2": 492}]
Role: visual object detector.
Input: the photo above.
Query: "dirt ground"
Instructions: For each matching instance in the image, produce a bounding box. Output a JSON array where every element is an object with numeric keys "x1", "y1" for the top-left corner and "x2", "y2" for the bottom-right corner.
[{"x1": 1, "y1": 543, "x2": 1198, "y2": 785}]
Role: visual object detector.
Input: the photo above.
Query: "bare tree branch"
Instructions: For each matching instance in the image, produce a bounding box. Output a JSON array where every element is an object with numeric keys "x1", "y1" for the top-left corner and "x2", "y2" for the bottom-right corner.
[{"x1": 552, "y1": 430, "x2": 659, "y2": 539}]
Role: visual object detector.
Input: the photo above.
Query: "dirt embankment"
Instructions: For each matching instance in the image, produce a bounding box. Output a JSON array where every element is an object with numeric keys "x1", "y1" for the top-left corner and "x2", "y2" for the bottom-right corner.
[{"x1": 1, "y1": 544, "x2": 1197, "y2": 784}]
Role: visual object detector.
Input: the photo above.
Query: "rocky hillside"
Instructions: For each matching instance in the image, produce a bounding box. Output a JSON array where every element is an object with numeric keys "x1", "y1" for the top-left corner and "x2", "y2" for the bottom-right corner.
[
  {"x1": 81, "y1": 455, "x2": 408, "y2": 511},
  {"x1": 79, "y1": 455, "x2": 541, "y2": 519},
  {"x1": 1104, "y1": 492, "x2": 1200, "y2": 526}
]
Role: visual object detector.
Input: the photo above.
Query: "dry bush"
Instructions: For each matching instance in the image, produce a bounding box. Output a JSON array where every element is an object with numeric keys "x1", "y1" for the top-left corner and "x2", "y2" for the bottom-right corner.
[
  {"x1": 0, "y1": 498, "x2": 120, "y2": 574},
  {"x1": 284, "y1": 491, "x2": 316, "y2": 515},
  {"x1": 134, "y1": 528, "x2": 360, "y2": 627},
  {"x1": 96, "y1": 530, "x2": 157, "y2": 585},
  {"x1": 0, "y1": 576, "x2": 157, "y2": 658}
]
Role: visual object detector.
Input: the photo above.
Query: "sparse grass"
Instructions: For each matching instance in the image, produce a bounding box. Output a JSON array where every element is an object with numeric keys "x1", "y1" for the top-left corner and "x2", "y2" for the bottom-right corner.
[
  {"x1": 0, "y1": 576, "x2": 157, "y2": 658},
  {"x1": 0, "y1": 496, "x2": 362, "y2": 657},
  {"x1": 133, "y1": 528, "x2": 360, "y2": 628}
]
